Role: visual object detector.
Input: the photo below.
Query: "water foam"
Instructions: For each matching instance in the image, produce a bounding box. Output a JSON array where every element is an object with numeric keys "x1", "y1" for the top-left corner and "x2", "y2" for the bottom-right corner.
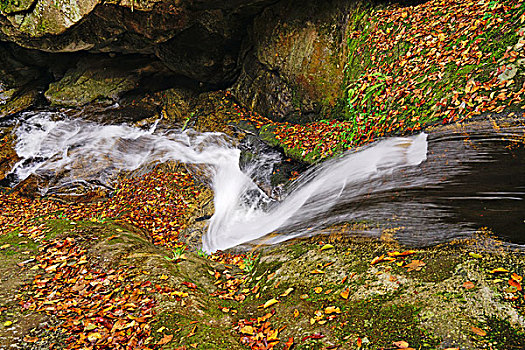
[{"x1": 11, "y1": 112, "x2": 429, "y2": 252}]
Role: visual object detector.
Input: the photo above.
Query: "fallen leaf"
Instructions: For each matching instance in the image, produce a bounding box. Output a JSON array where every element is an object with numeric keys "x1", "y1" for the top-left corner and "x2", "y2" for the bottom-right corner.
[
  {"x1": 182, "y1": 281, "x2": 197, "y2": 289},
  {"x1": 357, "y1": 337, "x2": 362, "y2": 347},
  {"x1": 263, "y1": 298, "x2": 279, "y2": 308},
  {"x1": 87, "y1": 332, "x2": 102, "y2": 342},
  {"x1": 301, "y1": 334, "x2": 325, "y2": 342},
  {"x1": 463, "y1": 281, "x2": 475, "y2": 289},
  {"x1": 469, "y1": 252, "x2": 482, "y2": 259},
  {"x1": 187, "y1": 325, "x2": 197, "y2": 337},
  {"x1": 388, "y1": 250, "x2": 416, "y2": 257},
  {"x1": 311, "y1": 269, "x2": 325, "y2": 274},
  {"x1": 281, "y1": 287, "x2": 294, "y2": 297},
  {"x1": 284, "y1": 337, "x2": 294, "y2": 350},
  {"x1": 321, "y1": 244, "x2": 335, "y2": 251},
  {"x1": 314, "y1": 287, "x2": 323, "y2": 294},
  {"x1": 293, "y1": 309, "x2": 300, "y2": 318},
  {"x1": 371, "y1": 255, "x2": 386, "y2": 265},
  {"x1": 404, "y1": 260, "x2": 426, "y2": 272},
  {"x1": 159, "y1": 274, "x2": 169, "y2": 280},
  {"x1": 340, "y1": 288, "x2": 350, "y2": 300},
  {"x1": 393, "y1": 340, "x2": 410, "y2": 348},
  {"x1": 3, "y1": 321, "x2": 12, "y2": 327},
  {"x1": 471, "y1": 326, "x2": 487, "y2": 336},
  {"x1": 509, "y1": 279, "x2": 522, "y2": 291},
  {"x1": 511, "y1": 273, "x2": 523, "y2": 282},
  {"x1": 157, "y1": 334, "x2": 173, "y2": 345},
  {"x1": 325, "y1": 306, "x2": 341, "y2": 314},
  {"x1": 490, "y1": 268, "x2": 509, "y2": 274}
]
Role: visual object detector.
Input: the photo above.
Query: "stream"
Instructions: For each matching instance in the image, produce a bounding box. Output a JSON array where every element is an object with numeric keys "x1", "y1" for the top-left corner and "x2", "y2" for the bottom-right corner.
[{"x1": 2, "y1": 111, "x2": 524, "y2": 252}]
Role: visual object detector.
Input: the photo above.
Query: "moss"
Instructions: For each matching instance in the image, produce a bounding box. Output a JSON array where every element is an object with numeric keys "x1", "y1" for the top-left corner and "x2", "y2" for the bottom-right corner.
[
  {"x1": 482, "y1": 316, "x2": 525, "y2": 348},
  {"x1": 338, "y1": 296, "x2": 440, "y2": 348},
  {"x1": 152, "y1": 311, "x2": 242, "y2": 349},
  {"x1": 0, "y1": 230, "x2": 39, "y2": 255}
]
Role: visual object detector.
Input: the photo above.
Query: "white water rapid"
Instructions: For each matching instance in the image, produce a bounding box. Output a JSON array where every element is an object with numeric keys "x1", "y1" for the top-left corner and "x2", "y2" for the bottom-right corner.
[{"x1": 9, "y1": 112, "x2": 428, "y2": 252}]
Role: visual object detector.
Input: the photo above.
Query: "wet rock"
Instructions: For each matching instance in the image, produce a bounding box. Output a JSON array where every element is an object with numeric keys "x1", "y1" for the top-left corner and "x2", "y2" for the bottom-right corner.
[
  {"x1": 45, "y1": 56, "x2": 154, "y2": 107},
  {"x1": 12, "y1": 174, "x2": 44, "y2": 199},
  {"x1": 1, "y1": 0, "x2": 277, "y2": 86},
  {"x1": 233, "y1": 0, "x2": 351, "y2": 122},
  {"x1": 0, "y1": 127, "x2": 19, "y2": 182}
]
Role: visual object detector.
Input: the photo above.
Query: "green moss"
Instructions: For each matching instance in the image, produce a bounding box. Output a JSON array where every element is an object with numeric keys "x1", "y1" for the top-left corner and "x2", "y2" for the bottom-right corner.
[
  {"x1": 0, "y1": 230, "x2": 39, "y2": 255},
  {"x1": 338, "y1": 297, "x2": 440, "y2": 348},
  {"x1": 483, "y1": 316, "x2": 525, "y2": 348}
]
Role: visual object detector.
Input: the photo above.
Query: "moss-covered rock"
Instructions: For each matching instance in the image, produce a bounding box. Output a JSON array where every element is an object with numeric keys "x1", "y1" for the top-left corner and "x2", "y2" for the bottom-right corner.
[{"x1": 234, "y1": 0, "x2": 352, "y2": 122}]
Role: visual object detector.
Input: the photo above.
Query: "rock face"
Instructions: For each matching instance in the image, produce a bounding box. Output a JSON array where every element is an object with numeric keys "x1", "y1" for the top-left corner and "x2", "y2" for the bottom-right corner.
[
  {"x1": 0, "y1": 0, "x2": 360, "y2": 122},
  {"x1": 0, "y1": 0, "x2": 278, "y2": 86},
  {"x1": 233, "y1": 0, "x2": 352, "y2": 122}
]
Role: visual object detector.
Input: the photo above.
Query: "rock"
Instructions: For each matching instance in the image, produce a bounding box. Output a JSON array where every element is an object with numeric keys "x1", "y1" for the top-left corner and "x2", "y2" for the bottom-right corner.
[
  {"x1": 0, "y1": 126, "x2": 19, "y2": 183},
  {"x1": 233, "y1": 0, "x2": 351, "y2": 122},
  {"x1": 0, "y1": 89, "x2": 39, "y2": 119},
  {"x1": 0, "y1": 43, "x2": 47, "y2": 118},
  {"x1": 12, "y1": 174, "x2": 44, "y2": 199},
  {"x1": 0, "y1": 0, "x2": 277, "y2": 86},
  {"x1": 44, "y1": 56, "x2": 147, "y2": 107}
]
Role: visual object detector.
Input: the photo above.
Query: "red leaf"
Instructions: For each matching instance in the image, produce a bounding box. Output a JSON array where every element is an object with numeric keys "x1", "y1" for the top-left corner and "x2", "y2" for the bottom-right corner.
[{"x1": 301, "y1": 334, "x2": 325, "y2": 342}]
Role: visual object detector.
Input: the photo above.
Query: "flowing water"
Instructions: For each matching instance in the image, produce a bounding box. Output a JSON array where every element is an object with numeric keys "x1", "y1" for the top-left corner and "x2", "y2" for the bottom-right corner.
[{"x1": 3, "y1": 111, "x2": 525, "y2": 252}]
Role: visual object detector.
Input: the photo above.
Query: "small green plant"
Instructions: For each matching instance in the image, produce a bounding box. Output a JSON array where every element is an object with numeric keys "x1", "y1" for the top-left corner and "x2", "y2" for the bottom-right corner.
[
  {"x1": 182, "y1": 112, "x2": 194, "y2": 132},
  {"x1": 197, "y1": 248, "x2": 209, "y2": 258},
  {"x1": 241, "y1": 253, "x2": 259, "y2": 273},
  {"x1": 165, "y1": 246, "x2": 186, "y2": 262}
]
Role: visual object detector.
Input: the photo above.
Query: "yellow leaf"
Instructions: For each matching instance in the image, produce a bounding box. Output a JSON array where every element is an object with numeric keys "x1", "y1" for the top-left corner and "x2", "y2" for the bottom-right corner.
[
  {"x1": 87, "y1": 332, "x2": 102, "y2": 342},
  {"x1": 240, "y1": 326, "x2": 254, "y2": 335},
  {"x1": 371, "y1": 255, "x2": 385, "y2": 265},
  {"x1": 469, "y1": 252, "x2": 482, "y2": 259},
  {"x1": 263, "y1": 298, "x2": 279, "y2": 308},
  {"x1": 311, "y1": 269, "x2": 325, "y2": 274},
  {"x1": 280, "y1": 287, "x2": 294, "y2": 297},
  {"x1": 267, "y1": 329, "x2": 279, "y2": 340},
  {"x1": 314, "y1": 287, "x2": 323, "y2": 294},
  {"x1": 325, "y1": 306, "x2": 341, "y2": 314},
  {"x1": 320, "y1": 244, "x2": 334, "y2": 251},
  {"x1": 172, "y1": 291, "x2": 189, "y2": 298},
  {"x1": 490, "y1": 268, "x2": 509, "y2": 274},
  {"x1": 159, "y1": 274, "x2": 169, "y2": 280},
  {"x1": 0, "y1": 244, "x2": 10, "y2": 250},
  {"x1": 3, "y1": 321, "x2": 13, "y2": 327},
  {"x1": 293, "y1": 309, "x2": 300, "y2": 318}
]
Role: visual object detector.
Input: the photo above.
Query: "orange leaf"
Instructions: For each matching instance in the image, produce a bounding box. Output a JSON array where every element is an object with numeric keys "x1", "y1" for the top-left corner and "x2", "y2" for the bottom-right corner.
[
  {"x1": 357, "y1": 337, "x2": 362, "y2": 347},
  {"x1": 284, "y1": 337, "x2": 294, "y2": 350},
  {"x1": 404, "y1": 260, "x2": 426, "y2": 272},
  {"x1": 393, "y1": 340, "x2": 410, "y2": 348},
  {"x1": 509, "y1": 279, "x2": 522, "y2": 291},
  {"x1": 471, "y1": 326, "x2": 487, "y2": 336},
  {"x1": 511, "y1": 273, "x2": 523, "y2": 282},
  {"x1": 388, "y1": 250, "x2": 416, "y2": 257},
  {"x1": 371, "y1": 255, "x2": 385, "y2": 265},
  {"x1": 340, "y1": 288, "x2": 350, "y2": 300},
  {"x1": 157, "y1": 334, "x2": 173, "y2": 345},
  {"x1": 463, "y1": 281, "x2": 475, "y2": 289}
]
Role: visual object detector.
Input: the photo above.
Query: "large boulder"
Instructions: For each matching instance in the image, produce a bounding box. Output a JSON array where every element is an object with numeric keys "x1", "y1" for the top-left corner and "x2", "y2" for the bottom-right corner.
[{"x1": 233, "y1": 0, "x2": 352, "y2": 122}]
